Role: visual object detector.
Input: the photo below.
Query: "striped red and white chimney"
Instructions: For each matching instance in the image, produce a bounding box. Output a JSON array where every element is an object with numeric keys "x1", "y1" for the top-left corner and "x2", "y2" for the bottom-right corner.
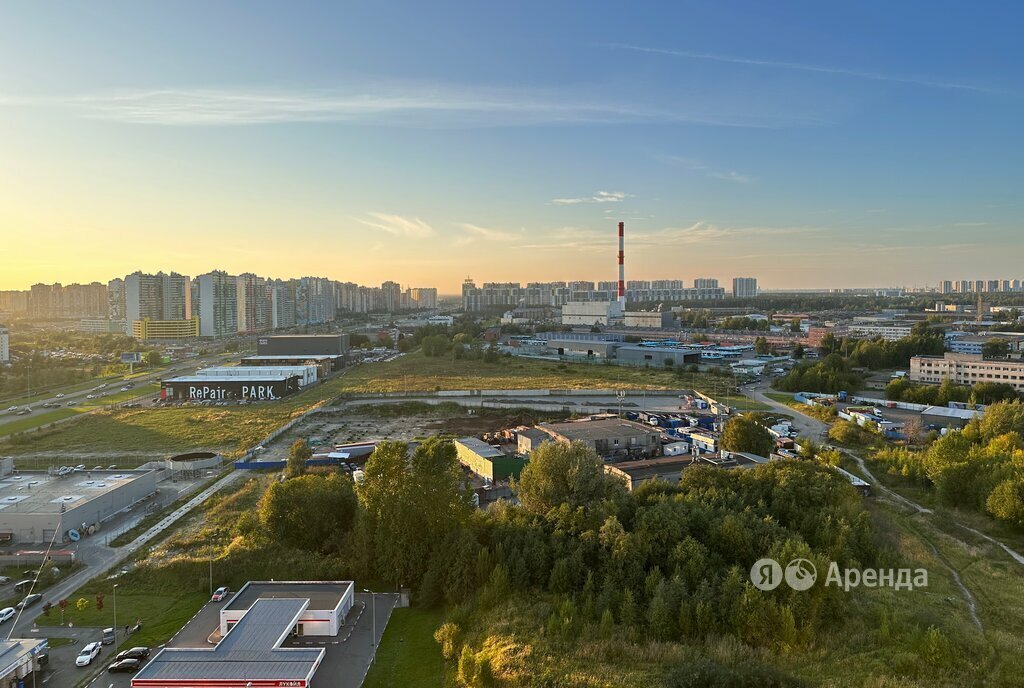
[{"x1": 617, "y1": 221, "x2": 625, "y2": 310}]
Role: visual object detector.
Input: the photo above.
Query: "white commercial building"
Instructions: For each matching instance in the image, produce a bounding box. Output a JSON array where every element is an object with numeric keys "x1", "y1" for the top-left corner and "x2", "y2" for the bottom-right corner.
[
  {"x1": 561, "y1": 300, "x2": 624, "y2": 326},
  {"x1": 196, "y1": 364, "x2": 318, "y2": 387},
  {"x1": 220, "y1": 581, "x2": 354, "y2": 637},
  {"x1": 911, "y1": 352, "x2": 1024, "y2": 392}
]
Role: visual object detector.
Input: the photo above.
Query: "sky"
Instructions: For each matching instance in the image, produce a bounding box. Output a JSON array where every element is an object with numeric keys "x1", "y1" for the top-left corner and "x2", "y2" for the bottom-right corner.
[{"x1": 1, "y1": 1, "x2": 1023, "y2": 294}]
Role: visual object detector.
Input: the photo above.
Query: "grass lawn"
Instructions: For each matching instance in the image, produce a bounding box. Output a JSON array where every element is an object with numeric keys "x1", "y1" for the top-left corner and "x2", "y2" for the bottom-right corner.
[
  {"x1": 363, "y1": 607, "x2": 446, "y2": 688},
  {"x1": 35, "y1": 587, "x2": 209, "y2": 651},
  {"x1": 0, "y1": 383, "x2": 161, "y2": 440}
]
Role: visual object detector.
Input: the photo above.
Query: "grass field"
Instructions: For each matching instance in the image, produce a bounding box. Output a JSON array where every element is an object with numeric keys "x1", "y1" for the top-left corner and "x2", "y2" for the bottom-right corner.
[
  {"x1": 0, "y1": 382, "x2": 162, "y2": 440},
  {"x1": 336, "y1": 352, "x2": 768, "y2": 410},
  {"x1": 363, "y1": 607, "x2": 446, "y2": 688}
]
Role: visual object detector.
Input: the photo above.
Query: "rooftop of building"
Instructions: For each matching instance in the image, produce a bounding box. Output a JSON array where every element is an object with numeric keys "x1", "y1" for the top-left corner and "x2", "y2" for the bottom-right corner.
[
  {"x1": 225, "y1": 581, "x2": 352, "y2": 612},
  {"x1": 539, "y1": 418, "x2": 661, "y2": 441},
  {"x1": 606, "y1": 456, "x2": 693, "y2": 479},
  {"x1": 0, "y1": 470, "x2": 151, "y2": 516},
  {"x1": 921, "y1": 405, "x2": 983, "y2": 420},
  {"x1": 163, "y1": 374, "x2": 298, "y2": 383},
  {"x1": 516, "y1": 427, "x2": 550, "y2": 441},
  {"x1": 455, "y1": 437, "x2": 507, "y2": 459},
  {"x1": 134, "y1": 598, "x2": 323, "y2": 683},
  {"x1": 0, "y1": 638, "x2": 46, "y2": 672},
  {"x1": 241, "y1": 354, "x2": 341, "y2": 360}
]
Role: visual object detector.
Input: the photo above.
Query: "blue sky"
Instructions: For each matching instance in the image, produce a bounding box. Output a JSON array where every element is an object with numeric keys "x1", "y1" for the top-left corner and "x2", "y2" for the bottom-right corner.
[{"x1": 1, "y1": 1, "x2": 1022, "y2": 292}]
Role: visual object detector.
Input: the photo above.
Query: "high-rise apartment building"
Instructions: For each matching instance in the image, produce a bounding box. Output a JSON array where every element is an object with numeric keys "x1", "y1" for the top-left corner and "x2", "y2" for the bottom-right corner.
[
  {"x1": 0, "y1": 291, "x2": 29, "y2": 315},
  {"x1": 0, "y1": 325, "x2": 9, "y2": 363},
  {"x1": 236, "y1": 274, "x2": 273, "y2": 334},
  {"x1": 195, "y1": 271, "x2": 238, "y2": 338},
  {"x1": 693, "y1": 278, "x2": 719, "y2": 290},
  {"x1": 270, "y1": 280, "x2": 297, "y2": 329},
  {"x1": 108, "y1": 278, "x2": 127, "y2": 328},
  {"x1": 405, "y1": 288, "x2": 438, "y2": 310},
  {"x1": 941, "y1": 280, "x2": 953, "y2": 294},
  {"x1": 125, "y1": 271, "x2": 191, "y2": 324},
  {"x1": 296, "y1": 277, "x2": 334, "y2": 325},
  {"x1": 381, "y1": 281, "x2": 402, "y2": 313},
  {"x1": 732, "y1": 277, "x2": 758, "y2": 298}
]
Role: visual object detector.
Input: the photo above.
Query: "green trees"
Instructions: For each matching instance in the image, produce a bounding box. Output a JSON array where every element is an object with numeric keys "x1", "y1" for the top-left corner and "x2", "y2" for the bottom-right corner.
[
  {"x1": 773, "y1": 354, "x2": 862, "y2": 394},
  {"x1": 721, "y1": 415, "x2": 773, "y2": 457},
  {"x1": 986, "y1": 477, "x2": 1024, "y2": 526},
  {"x1": 515, "y1": 441, "x2": 624, "y2": 516},
  {"x1": 257, "y1": 473, "x2": 358, "y2": 553},
  {"x1": 356, "y1": 438, "x2": 473, "y2": 591},
  {"x1": 285, "y1": 439, "x2": 311, "y2": 478},
  {"x1": 983, "y1": 339, "x2": 1011, "y2": 359},
  {"x1": 145, "y1": 350, "x2": 162, "y2": 366}
]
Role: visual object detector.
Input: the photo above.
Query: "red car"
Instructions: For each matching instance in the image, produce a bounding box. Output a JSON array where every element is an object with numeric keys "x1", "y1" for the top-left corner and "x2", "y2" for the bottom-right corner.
[{"x1": 211, "y1": 586, "x2": 230, "y2": 602}]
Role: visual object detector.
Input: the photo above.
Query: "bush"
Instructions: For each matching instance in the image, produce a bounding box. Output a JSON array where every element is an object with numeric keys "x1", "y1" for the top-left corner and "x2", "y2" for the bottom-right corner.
[{"x1": 666, "y1": 659, "x2": 807, "y2": 688}]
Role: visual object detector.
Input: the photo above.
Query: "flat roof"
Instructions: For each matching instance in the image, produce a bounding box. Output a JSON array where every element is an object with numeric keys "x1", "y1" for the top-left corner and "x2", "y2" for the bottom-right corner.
[
  {"x1": 163, "y1": 374, "x2": 298, "y2": 383},
  {"x1": 242, "y1": 355, "x2": 341, "y2": 361},
  {"x1": 607, "y1": 456, "x2": 693, "y2": 479},
  {"x1": 0, "y1": 471, "x2": 150, "y2": 516},
  {"x1": 921, "y1": 405, "x2": 982, "y2": 420},
  {"x1": 455, "y1": 437, "x2": 506, "y2": 459},
  {"x1": 226, "y1": 581, "x2": 351, "y2": 612},
  {"x1": 0, "y1": 638, "x2": 46, "y2": 676},
  {"x1": 133, "y1": 598, "x2": 323, "y2": 684},
  {"x1": 540, "y1": 418, "x2": 660, "y2": 441}
]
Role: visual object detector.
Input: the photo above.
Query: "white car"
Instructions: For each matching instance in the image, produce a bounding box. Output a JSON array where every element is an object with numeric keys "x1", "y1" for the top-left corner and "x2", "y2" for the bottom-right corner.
[
  {"x1": 0, "y1": 607, "x2": 14, "y2": 623},
  {"x1": 75, "y1": 642, "x2": 101, "y2": 667},
  {"x1": 5, "y1": 407, "x2": 17, "y2": 413},
  {"x1": 120, "y1": 386, "x2": 130, "y2": 392},
  {"x1": 86, "y1": 395, "x2": 96, "y2": 400},
  {"x1": 55, "y1": 393, "x2": 65, "y2": 398}
]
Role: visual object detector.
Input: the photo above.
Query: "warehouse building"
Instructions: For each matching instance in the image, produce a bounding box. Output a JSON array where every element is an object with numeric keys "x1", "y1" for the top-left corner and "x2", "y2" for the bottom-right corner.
[
  {"x1": 561, "y1": 301, "x2": 624, "y2": 326},
  {"x1": 0, "y1": 470, "x2": 157, "y2": 544},
  {"x1": 160, "y1": 372, "x2": 301, "y2": 401},
  {"x1": 605, "y1": 456, "x2": 693, "y2": 491},
  {"x1": 196, "y1": 364, "x2": 318, "y2": 387},
  {"x1": 546, "y1": 339, "x2": 618, "y2": 359},
  {"x1": 614, "y1": 345, "x2": 700, "y2": 367},
  {"x1": 455, "y1": 437, "x2": 527, "y2": 481},
  {"x1": 516, "y1": 427, "x2": 552, "y2": 454},
  {"x1": 257, "y1": 334, "x2": 349, "y2": 357},
  {"x1": 624, "y1": 310, "x2": 674, "y2": 328},
  {"x1": 920, "y1": 405, "x2": 982, "y2": 429},
  {"x1": 536, "y1": 417, "x2": 662, "y2": 460},
  {"x1": 241, "y1": 353, "x2": 344, "y2": 375}
]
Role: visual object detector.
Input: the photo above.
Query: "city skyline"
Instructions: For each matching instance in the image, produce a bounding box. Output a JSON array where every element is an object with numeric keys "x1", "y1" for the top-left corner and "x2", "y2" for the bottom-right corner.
[{"x1": 3, "y1": 2, "x2": 1023, "y2": 291}]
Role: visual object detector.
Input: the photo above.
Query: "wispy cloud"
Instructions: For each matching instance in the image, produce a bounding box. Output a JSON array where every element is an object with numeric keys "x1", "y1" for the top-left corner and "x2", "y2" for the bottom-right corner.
[
  {"x1": 659, "y1": 155, "x2": 752, "y2": 183},
  {"x1": 355, "y1": 212, "x2": 435, "y2": 238},
  {"x1": 457, "y1": 223, "x2": 520, "y2": 241},
  {"x1": 513, "y1": 221, "x2": 816, "y2": 251},
  {"x1": 604, "y1": 44, "x2": 1001, "y2": 94},
  {"x1": 550, "y1": 191, "x2": 632, "y2": 205},
  {"x1": 0, "y1": 86, "x2": 811, "y2": 128}
]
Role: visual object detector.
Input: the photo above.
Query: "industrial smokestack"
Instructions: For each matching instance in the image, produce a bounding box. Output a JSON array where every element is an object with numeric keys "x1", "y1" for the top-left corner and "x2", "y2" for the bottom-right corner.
[{"x1": 617, "y1": 221, "x2": 626, "y2": 310}]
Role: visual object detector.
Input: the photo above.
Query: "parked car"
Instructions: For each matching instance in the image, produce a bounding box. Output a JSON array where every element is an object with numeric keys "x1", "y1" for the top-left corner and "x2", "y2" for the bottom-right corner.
[
  {"x1": 211, "y1": 586, "x2": 230, "y2": 602},
  {"x1": 0, "y1": 576, "x2": 11, "y2": 584},
  {"x1": 16, "y1": 594, "x2": 41, "y2": 609},
  {"x1": 75, "y1": 642, "x2": 101, "y2": 667},
  {"x1": 115, "y1": 647, "x2": 151, "y2": 661},
  {"x1": 108, "y1": 658, "x2": 141, "y2": 673},
  {"x1": 102, "y1": 627, "x2": 116, "y2": 645},
  {"x1": 35, "y1": 652, "x2": 48, "y2": 667},
  {"x1": 13, "y1": 580, "x2": 33, "y2": 593},
  {"x1": 0, "y1": 607, "x2": 15, "y2": 623}
]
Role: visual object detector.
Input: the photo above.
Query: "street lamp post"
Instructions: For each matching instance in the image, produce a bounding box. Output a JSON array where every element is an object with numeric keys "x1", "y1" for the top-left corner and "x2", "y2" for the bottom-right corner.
[
  {"x1": 361, "y1": 589, "x2": 376, "y2": 649},
  {"x1": 112, "y1": 584, "x2": 119, "y2": 646}
]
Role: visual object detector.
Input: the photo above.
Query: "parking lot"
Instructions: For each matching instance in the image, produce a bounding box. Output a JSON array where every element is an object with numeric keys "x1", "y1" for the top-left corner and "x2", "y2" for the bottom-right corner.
[{"x1": 84, "y1": 591, "x2": 397, "y2": 688}]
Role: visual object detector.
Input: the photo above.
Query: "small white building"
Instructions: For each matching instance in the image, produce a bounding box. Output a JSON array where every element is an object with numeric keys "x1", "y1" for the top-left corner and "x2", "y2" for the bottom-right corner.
[{"x1": 220, "y1": 581, "x2": 355, "y2": 637}]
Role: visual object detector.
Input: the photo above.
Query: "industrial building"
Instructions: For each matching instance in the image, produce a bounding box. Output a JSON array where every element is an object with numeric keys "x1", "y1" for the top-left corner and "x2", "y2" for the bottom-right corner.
[
  {"x1": 614, "y1": 345, "x2": 701, "y2": 367},
  {"x1": 454, "y1": 438, "x2": 527, "y2": 481},
  {"x1": 131, "y1": 317, "x2": 200, "y2": 341},
  {"x1": 920, "y1": 405, "x2": 983, "y2": 429},
  {"x1": 0, "y1": 470, "x2": 157, "y2": 544},
  {"x1": 536, "y1": 417, "x2": 662, "y2": 460},
  {"x1": 945, "y1": 333, "x2": 1024, "y2": 356},
  {"x1": 623, "y1": 310, "x2": 674, "y2": 328},
  {"x1": 196, "y1": 364, "x2": 318, "y2": 387},
  {"x1": 561, "y1": 301, "x2": 624, "y2": 326},
  {"x1": 257, "y1": 334, "x2": 350, "y2": 357},
  {"x1": 241, "y1": 354, "x2": 345, "y2": 375},
  {"x1": 911, "y1": 352, "x2": 1024, "y2": 392},
  {"x1": 160, "y1": 372, "x2": 301, "y2": 401},
  {"x1": 605, "y1": 456, "x2": 693, "y2": 491},
  {"x1": 516, "y1": 427, "x2": 551, "y2": 454}
]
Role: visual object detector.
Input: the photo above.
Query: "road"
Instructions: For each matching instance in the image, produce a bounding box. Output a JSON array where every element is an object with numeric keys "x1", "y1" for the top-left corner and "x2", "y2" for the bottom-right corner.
[{"x1": 0, "y1": 351, "x2": 241, "y2": 432}]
